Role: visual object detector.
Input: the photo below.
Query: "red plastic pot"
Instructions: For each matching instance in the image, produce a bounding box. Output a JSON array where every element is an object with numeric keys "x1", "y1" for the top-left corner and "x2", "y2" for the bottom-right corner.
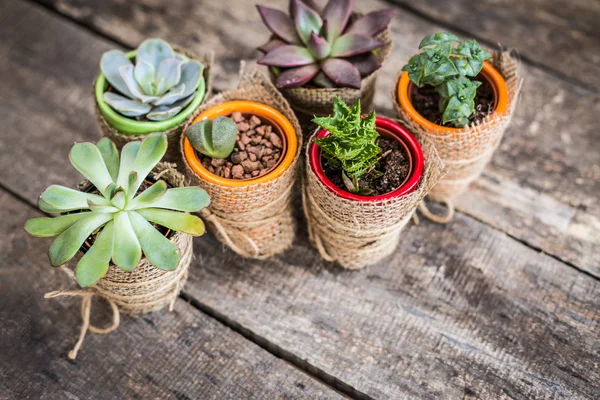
[{"x1": 309, "y1": 116, "x2": 424, "y2": 201}]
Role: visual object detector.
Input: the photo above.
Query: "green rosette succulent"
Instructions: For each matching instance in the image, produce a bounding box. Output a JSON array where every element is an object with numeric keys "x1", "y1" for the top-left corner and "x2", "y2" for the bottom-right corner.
[
  {"x1": 101, "y1": 39, "x2": 204, "y2": 121},
  {"x1": 25, "y1": 133, "x2": 210, "y2": 287},
  {"x1": 402, "y1": 32, "x2": 492, "y2": 127},
  {"x1": 186, "y1": 116, "x2": 239, "y2": 159},
  {"x1": 256, "y1": 0, "x2": 393, "y2": 89}
]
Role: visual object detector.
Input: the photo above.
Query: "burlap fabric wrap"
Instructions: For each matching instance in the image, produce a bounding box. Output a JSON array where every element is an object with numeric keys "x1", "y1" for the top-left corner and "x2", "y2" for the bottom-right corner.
[
  {"x1": 180, "y1": 70, "x2": 302, "y2": 259},
  {"x1": 95, "y1": 48, "x2": 214, "y2": 165},
  {"x1": 275, "y1": 18, "x2": 392, "y2": 123},
  {"x1": 303, "y1": 130, "x2": 446, "y2": 270},
  {"x1": 393, "y1": 51, "x2": 522, "y2": 208},
  {"x1": 44, "y1": 163, "x2": 193, "y2": 359}
]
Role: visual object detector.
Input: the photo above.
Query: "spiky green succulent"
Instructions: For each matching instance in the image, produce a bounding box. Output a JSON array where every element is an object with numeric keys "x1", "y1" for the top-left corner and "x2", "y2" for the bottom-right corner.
[
  {"x1": 186, "y1": 117, "x2": 239, "y2": 159},
  {"x1": 256, "y1": 0, "x2": 393, "y2": 89},
  {"x1": 100, "y1": 39, "x2": 205, "y2": 121},
  {"x1": 25, "y1": 133, "x2": 210, "y2": 287}
]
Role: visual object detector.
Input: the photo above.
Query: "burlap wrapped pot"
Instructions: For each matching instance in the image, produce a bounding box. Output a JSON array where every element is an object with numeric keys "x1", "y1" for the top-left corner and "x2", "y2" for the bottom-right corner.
[
  {"x1": 180, "y1": 70, "x2": 302, "y2": 259},
  {"x1": 95, "y1": 49, "x2": 214, "y2": 165},
  {"x1": 44, "y1": 163, "x2": 193, "y2": 359},
  {"x1": 393, "y1": 51, "x2": 522, "y2": 215},
  {"x1": 274, "y1": 17, "x2": 392, "y2": 126},
  {"x1": 303, "y1": 130, "x2": 446, "y2": 270}
]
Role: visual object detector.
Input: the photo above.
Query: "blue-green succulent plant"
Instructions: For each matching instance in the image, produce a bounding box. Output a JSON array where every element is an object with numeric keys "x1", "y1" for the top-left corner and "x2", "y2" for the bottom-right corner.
[
  {"x1": 101, "y1": 39, "x2": 204, "y2": 121},
  {"x1": 25, "y1": 133, "x2": 210, "y2": 287}
]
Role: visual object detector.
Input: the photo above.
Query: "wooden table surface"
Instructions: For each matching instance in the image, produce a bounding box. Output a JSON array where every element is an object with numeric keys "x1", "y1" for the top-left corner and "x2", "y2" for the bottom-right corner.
[{"x1": 1, "y1": 0, "x2": 599, "y2": 399}]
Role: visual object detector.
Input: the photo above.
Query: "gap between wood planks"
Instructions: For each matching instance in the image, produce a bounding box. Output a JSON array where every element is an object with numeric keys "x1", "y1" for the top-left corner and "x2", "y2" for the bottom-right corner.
[{"x1": 385, "y1": 0, "x2": 597, "y2": 94}]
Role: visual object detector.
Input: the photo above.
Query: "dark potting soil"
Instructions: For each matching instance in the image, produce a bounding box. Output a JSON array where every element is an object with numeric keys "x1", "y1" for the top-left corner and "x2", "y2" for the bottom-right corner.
[
  {"x1": 323, "y1": 136, "x2": 411, "y2": 197},
  {"x1": 411, "y1": 78, "x2": 495, "y2": 126},
  {"x1": 198, "y1": 112, "x2": 284, "y2": 180}
]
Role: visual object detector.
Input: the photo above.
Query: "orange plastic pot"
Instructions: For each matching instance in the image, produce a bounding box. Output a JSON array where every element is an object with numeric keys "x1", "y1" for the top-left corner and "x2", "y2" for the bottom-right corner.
[
  {"x1": 397, "y1": 61, "x2": 509, "y2": 133},
  {"x1": 183, "y1": 101, "x2": 297, "y2": 186}
]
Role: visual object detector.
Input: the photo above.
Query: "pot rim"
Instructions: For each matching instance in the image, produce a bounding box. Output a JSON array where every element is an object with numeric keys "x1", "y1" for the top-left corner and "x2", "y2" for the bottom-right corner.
[
  {"x1": 309, "y1": 116, "x2": 424, "y2": 202},
  {"x1": 95, "y1": 50, "x2": 207, "y2": 137},
  {"x1": 183, "y1": 100, "x2": 297, "y2": 187},
  {"x1": 397, "y1": 60, "x2": 509, "y2": 134}
]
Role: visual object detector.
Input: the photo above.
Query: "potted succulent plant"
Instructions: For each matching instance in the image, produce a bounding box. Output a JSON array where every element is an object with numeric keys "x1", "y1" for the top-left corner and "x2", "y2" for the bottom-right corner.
[
  {"x1": 304, "y1": 97, "x2": 445, "y2": 269},
  {"x1": 25, "y1": 133, "x2": 210, "y2": 359},
  {"x1": 181, "y1": 71, "x2": 301, "y2": 259},
  {"x1": 393, "y1": 33, "x2": 521, "y2": 215},
  {"x1": 256, "y1": 0, "x2": 393, "y2": 123},
  {"x1": 95, "y1": 38, "x2": 212, "y2": 162}
]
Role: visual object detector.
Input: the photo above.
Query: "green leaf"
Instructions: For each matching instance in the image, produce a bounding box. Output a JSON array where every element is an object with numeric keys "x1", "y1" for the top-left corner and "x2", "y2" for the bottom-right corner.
[
  {"x1": 136, "y1": 208, "x2": 205, "y2": 236},
  {"x1": 112, "y1": 211, "x2": 142, "y2": 271},
  {"x1": 127, "y1": 180, "x2": 167, "y2": 209},
  {"x1": 131, "y1": 186, "x2": 210, "y2": 212},
  {"x1": 25, "y1": 213, "x2": 93, "y2": 237},
  {"x1": 38, "y1": 199, "x2": 63, "y2": 214},
  {"x1": 111, "y1": 189, "x2": 127, "y2": 210},
  {"x1": 87, "y1": 200, "x2": 119, "y2": 214},
  {"x1": 97, "y1": 138, "x2": 120, "y2": 182},
  {"x1": 130, "y1": 133, "x2": 168, "y2": 196},
  {"x1": 41, "y1": 185, "x2": 110, "y2": 211},
  {"x1": 70, "y1": 142, "x2": 115, "y2": 198},
  {"x1": 116, "y1": 141, "x2": 142, "y2": 189},
  {"x1": 75, "y1": 221, "x2": 114, "y2": 286},
  {"x1": 48, "y1": 213, "x2": 112, "y2": 267},
  {"x1": 419, "y1": 32, "x2": 460, "y2": 48},
  {"x1": 341, "y1": 171, "x2": 356, "y2": 193},
  {"x1": 128, "y1": 211, "x2": 180, "y2": 271}
]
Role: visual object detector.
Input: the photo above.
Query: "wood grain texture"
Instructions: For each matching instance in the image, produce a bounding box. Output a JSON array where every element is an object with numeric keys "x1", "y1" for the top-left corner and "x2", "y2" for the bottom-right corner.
[
  {"x1": 388, "y1": 0, "x2": 600, "y2": 91},
  {"x1": 0, "y1": 193, "x2": 343, "y2": 400},
  {"x1": 185, "y1": 213, "x2": 600, "y2": 399},
  {"x1": 28, "y1": 0, "x2": 600, "y2": 276}
]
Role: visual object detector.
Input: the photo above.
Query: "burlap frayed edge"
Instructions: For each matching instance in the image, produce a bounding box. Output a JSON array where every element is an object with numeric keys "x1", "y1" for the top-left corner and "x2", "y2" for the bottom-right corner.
[
  {"x1": 179, "y1": 68, "x2": 302, "y2": 259},
  {"x1": 44, "y1": 163, "x2": 194, "y2": 359},
  {"x1": 95, "y1": 48, "x2": 214, "y2": 165},
  {"x1": 303, "y1": 128, "x2": 447, "y2": 270},
  {"x1": 275, "y1": 17, "x2": 393, "y2": 118},
  {"x1": 392, "y1": 51, "x2": 523, "y2": 207}
]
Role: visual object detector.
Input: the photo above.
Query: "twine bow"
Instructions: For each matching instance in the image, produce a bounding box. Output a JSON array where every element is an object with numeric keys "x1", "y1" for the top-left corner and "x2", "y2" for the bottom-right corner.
[{"x1": 44, "y1": 289, "x2": 120, "y2": 360}]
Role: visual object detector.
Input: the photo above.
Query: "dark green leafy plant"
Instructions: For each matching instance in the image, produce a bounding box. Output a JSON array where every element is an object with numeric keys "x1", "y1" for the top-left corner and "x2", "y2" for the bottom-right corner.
[
  {"x1": 313, "y1": 97, "x2": 382, "y2": 194},
  {"x1": 402, "y1": 32, "x2": 491, "y2": 127}
]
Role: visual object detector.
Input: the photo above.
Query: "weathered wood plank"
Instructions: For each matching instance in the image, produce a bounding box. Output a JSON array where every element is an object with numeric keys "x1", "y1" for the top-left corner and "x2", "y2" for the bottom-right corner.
[
  {"x1": 184, "y1": 213, "x2": 600, "y2": 399},
  {"x1": 27, "y1": 0, "x2": 600, "y2": 275},
  {"x1": 388, "y1": 0, "x2": 600, "y2": 91},
  {"x1": 0, "y1": 191, "x2": 343, "y2": 400}
]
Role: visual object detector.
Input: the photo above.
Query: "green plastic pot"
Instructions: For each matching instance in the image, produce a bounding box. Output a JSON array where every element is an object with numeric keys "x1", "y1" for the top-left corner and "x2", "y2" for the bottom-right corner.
[{"x1": 94, "y1": 50, "x2": 206, "y2": 137}]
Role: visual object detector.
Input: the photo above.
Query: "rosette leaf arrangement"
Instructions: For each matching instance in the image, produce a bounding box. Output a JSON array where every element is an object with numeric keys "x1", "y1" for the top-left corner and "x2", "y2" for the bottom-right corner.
[
  {"x1": 402, "y1": 32, "x2": 492, "y2": 127},
  {"x1": 256, "y1": 0, "x2": 393, "y2": 89},
  {"x1": 101, "y1": 39, "x2": 205, "y2": 121},
  {"x1": 25, "y1": 133, "x2": 210, "y2": 287}
]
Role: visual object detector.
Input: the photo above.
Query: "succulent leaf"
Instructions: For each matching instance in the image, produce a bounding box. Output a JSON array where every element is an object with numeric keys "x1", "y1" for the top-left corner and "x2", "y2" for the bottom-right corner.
[
  {"x1": 103, "y1": 92, "x2": 152, "y2": 117},
  {"x1": 154, "y1": 83, "x2": 186, "y2": 106},
  {"x1": 306, "y1": 32, "x2": 331, "y2": 60},
  {"x1": 276, "y1": 64, "x2": 320, "y2": 88},
  {"x1": 127, "y1": 180, "x2": 167, "y2": 209},
  {"x1": 155, "y1": 58, "x2": 184, "y2": 95},
  {"x1": 136, "y1": 39, "x2": 176, "y2": 71},
  {"x1": 41, "y1": 185, "x2": 109, "y2": 212},
  {"x1": 320, "y1": 58, "x2": 361, "y2": 89},
  {"x1": 137, "y1": 208, "x2": 206, "y2": 236},
  {"x1": 330, "y1": 33, "x2": 383, "y2": 58},
  {"x1": 258, "y1": 45, "x2": 315, "y2": 67},
  {"x1": 25, "y1": 213, "x2": 93, "y2": 238},
  {"x1": 147, "y1": 105, "x2": 183, "y2": 121},
  {"x1": 135, "y1": 187, "x2": 211, "y2": 212},
  {"x1": 129, "y1": 132, "x2": 167, "y2": 196},
  {"x1": 128, "y1": 211, "x2": 180, "y2": 271},
  {"x1": 322, "y1": 0, "x2": 353, "y2": 41},
  {"x1": 97, "y1": 138, "x2": 120, "y2": 182},
  {"x1": 134, "y1": 59, "x2": 156, "y2": 94},
  {"x1": 112, "y1": 211, "x2": 142, "y2": 271},
  {"x1": 257, "y1": 5, "x2": 301, "y2": 44},
  {"x1": 116, "y1": 141, "x2": 141, "y2": 189},
  {"x1": 258, "y1": 38, "x2": 288, "y2": 54},
  {"x1": 49, "y1": 213, "x2": 112, "y2": 267},
  {"x1": 186, "y1": 117, "x2": 238, "y2": 159},
  {"x1": 179, "y1": 60, "x2": 204, "y2": 98},
  {"x1": 312, "y1": 71, "x2": 336, "y2": 88},
  {"x1": 419, "y1": 32, "x2": 460, "y2": 49},
  {"x1": 100, "y1": 50, "x2": 135, "y2": 99},
  {"x1": 76, "y1": 221, "x2": 114, "y2": 287},
  {"x1": 346, "y1": 9, "x2": 394, "y2": 37},
  {"x1": 119, "y1": 64, "x2": 160, "y2": 104},
  {"x1": 346, "y1": 53, "x2": 381, "y2": 76},
  {"x1": 70, "y1": 142, "x2": 115, "y2": 198},
  {"x1": 293, "y1": 0, "x2": 323, "y2": 44}
]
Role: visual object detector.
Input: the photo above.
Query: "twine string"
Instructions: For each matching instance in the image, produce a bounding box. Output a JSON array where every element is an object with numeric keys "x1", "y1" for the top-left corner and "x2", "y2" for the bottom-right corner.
[
  {"x1": 44, "y1": 290, "x2": 120, "y2": 360},
  {"x1": 418, "y1": 200, "x2": 455, "y2": 224}
]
